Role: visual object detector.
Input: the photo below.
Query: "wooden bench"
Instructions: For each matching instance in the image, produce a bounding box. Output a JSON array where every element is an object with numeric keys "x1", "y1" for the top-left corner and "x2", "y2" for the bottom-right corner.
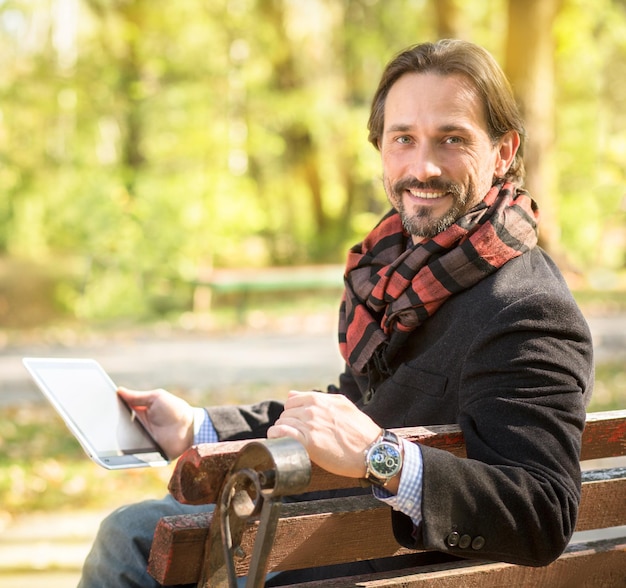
[
  {"x1": 148, "y1": 409, "x2": 626, "y2": 587},
  {"x1": 189, "y1": 265, "x2": 344, "y2": 321}
]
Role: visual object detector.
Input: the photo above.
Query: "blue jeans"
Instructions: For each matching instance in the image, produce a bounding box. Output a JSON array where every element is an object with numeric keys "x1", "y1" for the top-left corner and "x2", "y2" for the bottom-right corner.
[{"x1": 77, "y1": 494, "x2": 207, "y2": 588}]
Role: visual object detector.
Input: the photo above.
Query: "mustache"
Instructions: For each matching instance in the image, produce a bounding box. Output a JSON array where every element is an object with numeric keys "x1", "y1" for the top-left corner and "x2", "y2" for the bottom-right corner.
[{"x1": 392, "y1": 177, "x2": 462, "y2": 197}]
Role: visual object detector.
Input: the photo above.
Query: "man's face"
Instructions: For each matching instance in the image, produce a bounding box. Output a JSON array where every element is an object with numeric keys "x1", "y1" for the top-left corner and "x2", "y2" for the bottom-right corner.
[{"x1": 380, "y1": 72, "x2": 516, "y2": 242}]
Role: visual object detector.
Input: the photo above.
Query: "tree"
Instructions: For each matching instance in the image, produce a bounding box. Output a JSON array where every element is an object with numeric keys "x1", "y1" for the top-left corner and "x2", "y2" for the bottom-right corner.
[
  {"x1": 0, "y1": 0, "x2": 624, "y2": 324},
  {"x1": 505, "y1": 0, "x2": 562, "y2": 257}
]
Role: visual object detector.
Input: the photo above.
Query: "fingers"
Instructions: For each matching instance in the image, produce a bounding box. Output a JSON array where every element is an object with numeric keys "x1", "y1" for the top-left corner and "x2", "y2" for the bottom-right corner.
[
  {"x1": 267, "y1": 392, "x2": 319, "y2": 443},
  {"x1": 271, "y1": 391, "x2": 323, "y2": 434},
  {"x1": 284, "y1": 389, "x2": 315, "y2": 407},
  {"x1": 267, "y1": 421, "x2": 307, "y2": 444},
  {"x1": 116, "y1": 387, "x2": 194, "y2": 460},
  {"x1": 281, "y1": 389, "x2": 333, "y2": 417}
]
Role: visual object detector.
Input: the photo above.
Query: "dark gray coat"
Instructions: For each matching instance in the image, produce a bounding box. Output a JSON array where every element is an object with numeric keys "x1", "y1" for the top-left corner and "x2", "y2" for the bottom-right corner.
[{"x1": 206, "y1": 247, "x2": 593, "y2": 569}]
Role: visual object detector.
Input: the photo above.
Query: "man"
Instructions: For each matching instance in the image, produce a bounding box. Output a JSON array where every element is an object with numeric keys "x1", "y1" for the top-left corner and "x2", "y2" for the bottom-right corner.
[{"x1": 78, "y1": 39, "x2": 593, "y2": 587}]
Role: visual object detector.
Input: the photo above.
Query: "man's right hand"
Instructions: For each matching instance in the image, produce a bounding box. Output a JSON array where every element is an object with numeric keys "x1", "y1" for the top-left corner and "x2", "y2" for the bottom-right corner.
[{"x1": 117, "y1": 387, "x2": 195, "y2": 460}]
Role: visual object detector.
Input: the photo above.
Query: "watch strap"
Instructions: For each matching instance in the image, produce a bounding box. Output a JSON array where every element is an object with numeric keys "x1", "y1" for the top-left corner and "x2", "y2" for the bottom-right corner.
[
  {"x1": 364, "y1": 429, "x2": 402, "y2": 487},
  {"x1": 381, "y1": 429, "x2": 399, "y2": 445}
]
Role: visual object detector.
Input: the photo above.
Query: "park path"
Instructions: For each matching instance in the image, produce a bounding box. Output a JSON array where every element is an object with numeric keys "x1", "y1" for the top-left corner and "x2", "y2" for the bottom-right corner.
[
  {"x1": 0, "y1": 324, "x2": 344, "y2": 408},
  {"x1": 1, "y1": 313, "x2": 625, "y2": 408}
]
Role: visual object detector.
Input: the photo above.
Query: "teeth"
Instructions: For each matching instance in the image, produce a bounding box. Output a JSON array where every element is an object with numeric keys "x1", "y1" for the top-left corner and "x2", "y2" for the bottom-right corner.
[{"x1": 408, "y1": 190, "x2": 445, "y2": 199}]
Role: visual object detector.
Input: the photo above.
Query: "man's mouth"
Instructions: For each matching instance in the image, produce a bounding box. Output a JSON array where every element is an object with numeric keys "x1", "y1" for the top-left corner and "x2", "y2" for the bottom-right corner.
[
  {"x1": 393, "y1": 178, "x2": 460, "y2": 202},
  {"x1": 406, "y1": 189, "x2": 448, "y2": 200}
]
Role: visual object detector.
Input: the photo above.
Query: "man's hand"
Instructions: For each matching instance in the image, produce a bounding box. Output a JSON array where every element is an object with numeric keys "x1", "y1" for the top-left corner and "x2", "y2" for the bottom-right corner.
[
  {"x1": 267, "y1": 390, "x2": 381, "y2": 479},
  {"x1": 117, "y1": 387, "x2": 194, "y2": 460}
]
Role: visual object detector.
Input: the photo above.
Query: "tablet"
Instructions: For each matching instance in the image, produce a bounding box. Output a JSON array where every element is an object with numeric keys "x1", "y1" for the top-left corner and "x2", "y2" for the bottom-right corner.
[{"x1": 22, "y1": 357, "x2": 170, "y2": 469}]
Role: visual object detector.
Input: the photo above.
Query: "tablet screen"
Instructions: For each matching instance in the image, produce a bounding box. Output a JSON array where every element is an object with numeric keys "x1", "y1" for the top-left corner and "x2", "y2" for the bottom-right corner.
[{"x1": 23, "y1": 358, "x2": 162, "y2": 458}]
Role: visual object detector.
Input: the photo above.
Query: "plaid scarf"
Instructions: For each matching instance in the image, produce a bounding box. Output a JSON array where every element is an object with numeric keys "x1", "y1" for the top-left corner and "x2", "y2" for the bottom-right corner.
[{"x1": 338, "y1": 182, "x2": 539, "y2": 388}]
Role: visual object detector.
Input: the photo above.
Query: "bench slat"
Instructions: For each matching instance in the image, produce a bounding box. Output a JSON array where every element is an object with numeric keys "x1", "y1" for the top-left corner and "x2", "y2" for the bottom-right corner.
[
  {"x1": 169, "y1": 410, "x2": 625, "y2": 506},
  {"x1": 149, "y1": 495, "x2": 412, "y2": 585},
  {"x1": 580, "y1": 410, "x2": 626, "y2": 461},
  {"x1": 577, "y1": 468, "x2": 626, "y2": 531},
  {"x1": 149, "y1": 468, "x2": 626, "y2": 585},
  {"x1": 149, "y1": 512, "x2": 212, "y2": 585},
  {"x1": 276, "y1": 536, "x2": 626, "y2": 587}
]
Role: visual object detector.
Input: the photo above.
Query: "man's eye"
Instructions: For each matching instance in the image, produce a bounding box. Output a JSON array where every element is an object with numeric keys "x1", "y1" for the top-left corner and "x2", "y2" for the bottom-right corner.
[
  {"x1": 444, "y1": 136, "x2": 463, "y2": 144},
  {"x1": 396, "y1": 136, "x2": 412, "y2": 144}
]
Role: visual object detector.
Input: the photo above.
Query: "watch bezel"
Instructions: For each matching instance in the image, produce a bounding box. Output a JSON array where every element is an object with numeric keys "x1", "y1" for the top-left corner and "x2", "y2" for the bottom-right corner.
[{"x1": 364, "y1": 430, "x2": 402, "y2": 487}]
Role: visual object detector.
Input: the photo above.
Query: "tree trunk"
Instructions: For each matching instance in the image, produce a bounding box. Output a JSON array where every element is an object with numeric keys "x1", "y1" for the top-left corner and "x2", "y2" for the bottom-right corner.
[{"x1": 505, "y1": 0, "x2": 561, "y2": 256}]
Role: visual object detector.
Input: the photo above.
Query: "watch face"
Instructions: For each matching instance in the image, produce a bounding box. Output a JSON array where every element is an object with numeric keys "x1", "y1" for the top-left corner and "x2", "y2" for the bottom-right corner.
[{"x1": 369, "y1": 441, "x2": 401, "y2": 478}]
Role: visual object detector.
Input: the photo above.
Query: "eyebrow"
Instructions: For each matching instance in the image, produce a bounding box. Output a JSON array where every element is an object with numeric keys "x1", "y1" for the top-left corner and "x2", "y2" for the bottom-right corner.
[
  {"x1": 385, "y1": 124, "x2": 412, "y2": 133},
  {"x1": 385, "y1": 123, "x2": 472, "y2": 135}
]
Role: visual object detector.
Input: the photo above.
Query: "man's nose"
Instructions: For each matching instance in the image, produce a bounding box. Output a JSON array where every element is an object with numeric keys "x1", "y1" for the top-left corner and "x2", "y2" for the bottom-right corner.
[{"x1": 409, "y1": 144, "x2": 442, "y2": 181}]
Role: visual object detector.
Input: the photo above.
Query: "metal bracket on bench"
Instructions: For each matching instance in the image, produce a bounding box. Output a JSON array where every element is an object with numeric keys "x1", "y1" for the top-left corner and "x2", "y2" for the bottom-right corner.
[{"x1": 198, "y1": 437, "x2": 311, "y2": 588}]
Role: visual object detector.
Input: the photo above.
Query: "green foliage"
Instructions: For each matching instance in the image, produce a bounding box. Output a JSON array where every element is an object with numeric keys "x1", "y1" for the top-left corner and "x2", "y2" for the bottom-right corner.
[
  {"x1": 0, "y1": 0, "x2": 624, "y2": 322},
  {"x1": 555, "y1": 0, "x2": 626, "y2": 269}
]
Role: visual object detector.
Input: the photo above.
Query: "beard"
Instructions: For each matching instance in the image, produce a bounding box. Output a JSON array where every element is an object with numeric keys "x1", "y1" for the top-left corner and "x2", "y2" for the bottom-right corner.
[{"x1": 384, "y1": 176, "x2": 476, "y2": 239}]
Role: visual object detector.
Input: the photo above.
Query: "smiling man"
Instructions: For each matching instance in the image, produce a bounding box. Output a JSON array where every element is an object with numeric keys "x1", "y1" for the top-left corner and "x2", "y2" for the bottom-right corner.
[
  {"x1": 380, "y1": 72, "x2": 519, "y2": 240},
  {"x1": 78, "y1": 40, "x2": 593, "y2": 587}
]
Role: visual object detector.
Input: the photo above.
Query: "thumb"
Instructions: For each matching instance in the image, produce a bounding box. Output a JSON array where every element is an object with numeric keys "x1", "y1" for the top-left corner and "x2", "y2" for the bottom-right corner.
[{"x1": 117, "y1": 387, "x2": 159, "y2": 409}]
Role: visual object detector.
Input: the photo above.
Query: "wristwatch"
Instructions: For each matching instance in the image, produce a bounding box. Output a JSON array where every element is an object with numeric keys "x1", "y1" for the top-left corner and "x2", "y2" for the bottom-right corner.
[{"x1": 364, "y1": 429, "x2": 403, "y2": 487}]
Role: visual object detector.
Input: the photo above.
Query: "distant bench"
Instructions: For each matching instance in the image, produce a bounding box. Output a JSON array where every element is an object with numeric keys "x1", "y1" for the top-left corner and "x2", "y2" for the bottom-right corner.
[
  {"x1": 148, "y1": 409, "x2": 626, "y2": 587},
  {"x1": 189, "y1": 265, "x2": 345, "y2": 319}
]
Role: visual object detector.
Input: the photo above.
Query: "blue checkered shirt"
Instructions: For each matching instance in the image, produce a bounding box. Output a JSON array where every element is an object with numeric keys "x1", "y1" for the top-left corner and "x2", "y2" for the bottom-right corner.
[
  {"x1": 193, "y1": 407, "x2": 219, "y2": 443},
  {"x1": 373, "y1": 439, "x2": 423, "y2": 527}
]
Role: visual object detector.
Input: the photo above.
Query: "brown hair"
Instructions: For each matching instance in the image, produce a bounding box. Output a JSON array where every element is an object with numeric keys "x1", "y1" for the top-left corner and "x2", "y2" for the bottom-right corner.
[{"x1": 367, "y1": 39, "x2": 526, "y2": 186}]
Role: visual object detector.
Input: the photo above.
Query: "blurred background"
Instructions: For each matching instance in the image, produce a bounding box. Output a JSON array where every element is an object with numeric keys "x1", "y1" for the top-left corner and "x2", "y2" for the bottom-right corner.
[{"x1": 0, "y1": 0, "x2": 625, "y2": 586}]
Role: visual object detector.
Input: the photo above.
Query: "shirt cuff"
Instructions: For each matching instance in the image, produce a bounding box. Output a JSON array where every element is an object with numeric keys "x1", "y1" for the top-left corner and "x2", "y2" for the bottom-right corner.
[
  {"x1": 373, "y1": 439, "x2": 423, "y2": 527},
  {"x1": 193, "y1": 407, "x2": 219, "y2": 444}
]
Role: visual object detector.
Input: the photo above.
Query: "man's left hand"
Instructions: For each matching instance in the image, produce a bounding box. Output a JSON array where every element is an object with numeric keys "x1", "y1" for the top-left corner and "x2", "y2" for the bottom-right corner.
[{"x1": 267, "y1": 390, "x2": 381, "y2": 478}]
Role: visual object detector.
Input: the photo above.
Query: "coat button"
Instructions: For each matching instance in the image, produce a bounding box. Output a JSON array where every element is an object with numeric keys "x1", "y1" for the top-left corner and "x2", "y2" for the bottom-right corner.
[
  {"x1": 471, "y1": 536, "x2": 486, "y2": 550},
  {"x1": 446, "y1": 531, "x2": 460, "y2": 547},
  {"x1": 458, "y1": 534, "x2": 472, "y2": 549}
]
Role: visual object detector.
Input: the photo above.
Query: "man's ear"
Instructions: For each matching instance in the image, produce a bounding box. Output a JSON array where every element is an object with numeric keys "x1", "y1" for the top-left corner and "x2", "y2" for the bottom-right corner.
[{"x1": 495, "y1": 130, "x2": 520, "y2": 177}]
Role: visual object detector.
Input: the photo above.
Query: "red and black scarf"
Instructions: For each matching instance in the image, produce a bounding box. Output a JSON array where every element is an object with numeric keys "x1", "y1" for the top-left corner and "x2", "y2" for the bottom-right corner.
[{"x1": 338, "y1": 182, "x2": 539, "y2": 385}]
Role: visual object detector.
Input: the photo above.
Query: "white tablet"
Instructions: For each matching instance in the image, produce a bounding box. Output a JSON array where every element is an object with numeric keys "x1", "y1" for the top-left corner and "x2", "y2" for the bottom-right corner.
[{"x1": 22, "y1": 357, "x2": 170, "y2": 469}]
